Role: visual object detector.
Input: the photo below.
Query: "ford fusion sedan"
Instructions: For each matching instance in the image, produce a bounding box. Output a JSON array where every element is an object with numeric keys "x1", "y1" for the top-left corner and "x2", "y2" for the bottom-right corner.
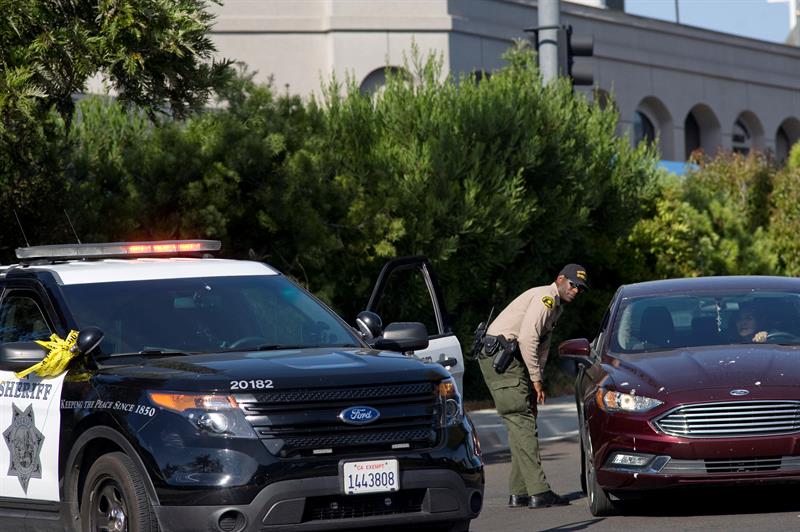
[{"x1": 559, "y1": 276, "x2": 800, "y2": 516}]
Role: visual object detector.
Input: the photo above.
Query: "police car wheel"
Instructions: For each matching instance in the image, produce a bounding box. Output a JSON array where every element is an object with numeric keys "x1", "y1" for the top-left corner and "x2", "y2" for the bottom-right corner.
[{"x1": 80, "y1": 452, "x2": 158, "y2": 532}]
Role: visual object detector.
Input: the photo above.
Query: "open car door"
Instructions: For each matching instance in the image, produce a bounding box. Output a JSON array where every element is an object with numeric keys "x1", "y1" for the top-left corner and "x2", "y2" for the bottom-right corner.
[{"x1": 366, "y1": 256, "x2": 465, "y2": 393}]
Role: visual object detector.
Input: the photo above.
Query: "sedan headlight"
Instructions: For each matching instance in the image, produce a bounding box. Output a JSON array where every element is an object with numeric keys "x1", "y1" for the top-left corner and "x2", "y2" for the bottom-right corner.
[{"x1": 596, "y1": 389, "x2": 662, "y2": 413}]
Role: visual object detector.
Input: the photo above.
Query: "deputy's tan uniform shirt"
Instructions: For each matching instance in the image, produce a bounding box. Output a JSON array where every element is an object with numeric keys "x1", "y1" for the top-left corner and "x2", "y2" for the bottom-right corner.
[{"x1": 486, "y1": 283, "x2": 562, "y2": 382}]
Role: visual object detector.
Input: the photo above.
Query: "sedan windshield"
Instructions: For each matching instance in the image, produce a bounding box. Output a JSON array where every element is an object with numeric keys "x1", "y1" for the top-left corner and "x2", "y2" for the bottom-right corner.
[
  {"x1": 61, "y1": 275, "x2": 360, "y2": 355},
  {"x1": 611, "y1": 291, "x2": 800, "y2": 353}
]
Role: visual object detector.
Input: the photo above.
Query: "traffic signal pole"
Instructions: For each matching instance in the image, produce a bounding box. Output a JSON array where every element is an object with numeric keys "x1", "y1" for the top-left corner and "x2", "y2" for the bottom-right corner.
[{"x1": 538, "y1": 0, "x2": 560, "y2": 84}]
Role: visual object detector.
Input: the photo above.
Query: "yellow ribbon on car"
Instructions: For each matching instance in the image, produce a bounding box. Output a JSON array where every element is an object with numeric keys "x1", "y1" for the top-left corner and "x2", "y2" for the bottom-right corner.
[{"x1": 15, "y1": 330, "x2": 80, "y2": 379}]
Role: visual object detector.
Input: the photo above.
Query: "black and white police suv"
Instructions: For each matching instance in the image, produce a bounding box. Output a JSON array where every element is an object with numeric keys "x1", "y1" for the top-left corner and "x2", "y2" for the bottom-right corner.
[{"x1": 0, "y1": 240, "x2": 482, "y2": 532}]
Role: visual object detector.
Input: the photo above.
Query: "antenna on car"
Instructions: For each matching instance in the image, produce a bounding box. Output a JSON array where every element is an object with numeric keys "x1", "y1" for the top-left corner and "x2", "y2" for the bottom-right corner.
[
  {"x1": 64, "y1": 209, "x2": 82, "y2": 244},
  {"x1": 13, "y1": 209, "x2": 31, "y2": 247}
]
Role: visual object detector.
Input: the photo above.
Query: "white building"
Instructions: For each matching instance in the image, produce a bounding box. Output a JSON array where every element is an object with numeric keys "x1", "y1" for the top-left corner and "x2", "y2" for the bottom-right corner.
[{"x1": 209, "y1": 0, "x2": 800, "y2": 162}]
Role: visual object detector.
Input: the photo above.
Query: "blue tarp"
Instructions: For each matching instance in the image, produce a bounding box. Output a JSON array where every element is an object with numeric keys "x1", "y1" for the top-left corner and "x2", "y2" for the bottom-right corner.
[{"x1": 657, "y1": 160, "x2": 699, "y2": 176}]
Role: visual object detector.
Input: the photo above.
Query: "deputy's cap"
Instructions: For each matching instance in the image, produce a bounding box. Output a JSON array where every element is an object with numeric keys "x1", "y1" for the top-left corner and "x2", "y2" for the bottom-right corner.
[{"x1": 559, "y1": 263, "x2": 589, "y2": 290}]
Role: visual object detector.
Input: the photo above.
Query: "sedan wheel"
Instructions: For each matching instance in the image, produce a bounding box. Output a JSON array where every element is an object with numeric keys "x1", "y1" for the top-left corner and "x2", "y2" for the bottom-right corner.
[{"x1": 583, "y1": 442, "x2": 616, "y2": 516}]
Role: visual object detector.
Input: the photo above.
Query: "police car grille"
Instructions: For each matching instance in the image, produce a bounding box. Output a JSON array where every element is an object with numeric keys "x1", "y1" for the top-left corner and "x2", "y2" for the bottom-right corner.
[
  {"x1": 242, "y1": 382, "x2": 434, "y2": 403},
  {"x1": 302, "y1": 489, "x2": 425, "y2": 521},
  {"x1": 654, "y1": 400, "x2": 800, "y2": 438},
  {"x1": 236, "y1": 381, "x2": 440, "y2": 458}
]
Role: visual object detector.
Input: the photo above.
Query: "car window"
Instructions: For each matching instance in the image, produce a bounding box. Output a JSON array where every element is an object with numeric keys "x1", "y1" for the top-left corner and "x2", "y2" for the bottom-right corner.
[
  {"x1": 611, "y1": 291, "x2": 800, "y2": 353},
  {"x1": 372, "y1": 269, "x2": 438, "y2": 336},
  {"x1": 61, "y1": 275, "x2": 361, "y2": 355},
  {"x1": 0, "y1": 293, "x2": 52, "y2": 343}
]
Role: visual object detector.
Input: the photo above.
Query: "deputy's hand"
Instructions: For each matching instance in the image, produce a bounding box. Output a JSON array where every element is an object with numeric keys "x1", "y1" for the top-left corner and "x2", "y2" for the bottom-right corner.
[
  {"x1": 533, "y1": 380, "x2": 546, "y2": 405},
  {"x1": 753, "y1": 331, "x2": 767, "y2": 343}
]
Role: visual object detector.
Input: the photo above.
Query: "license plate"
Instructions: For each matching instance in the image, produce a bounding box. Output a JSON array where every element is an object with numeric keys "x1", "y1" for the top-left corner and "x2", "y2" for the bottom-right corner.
[{"x1": 342, "y1": 459, "x2": 399, "y2": 494}]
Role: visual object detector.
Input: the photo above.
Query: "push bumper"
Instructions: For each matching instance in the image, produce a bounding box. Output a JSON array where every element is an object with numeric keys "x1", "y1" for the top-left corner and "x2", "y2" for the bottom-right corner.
[{"x1": 153, "y1": 469, "x2": 483, "y2": 532}]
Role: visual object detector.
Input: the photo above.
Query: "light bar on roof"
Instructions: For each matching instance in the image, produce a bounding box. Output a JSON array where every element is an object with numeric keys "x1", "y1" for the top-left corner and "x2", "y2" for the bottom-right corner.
[{"x1": 15, "y1": 240, "x2": 222, "y2": 261}]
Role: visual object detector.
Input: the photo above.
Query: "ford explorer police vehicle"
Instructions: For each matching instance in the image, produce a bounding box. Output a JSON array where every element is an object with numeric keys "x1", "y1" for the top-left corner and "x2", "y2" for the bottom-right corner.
[{"x1": 0, "y1": 240, "x2": 482, "y2": 532}]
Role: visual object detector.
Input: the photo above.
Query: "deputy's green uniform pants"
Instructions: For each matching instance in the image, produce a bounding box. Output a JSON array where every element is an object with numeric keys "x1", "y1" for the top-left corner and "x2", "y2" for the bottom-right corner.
[{"x1": 479, "y1": 354, "x2": 549, "y2": 496}]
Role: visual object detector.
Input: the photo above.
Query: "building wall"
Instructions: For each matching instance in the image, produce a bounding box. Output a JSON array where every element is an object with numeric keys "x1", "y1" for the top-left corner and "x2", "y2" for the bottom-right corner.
[{"x1": 209, "y1": 0, "x2": 800, "y2": 161}]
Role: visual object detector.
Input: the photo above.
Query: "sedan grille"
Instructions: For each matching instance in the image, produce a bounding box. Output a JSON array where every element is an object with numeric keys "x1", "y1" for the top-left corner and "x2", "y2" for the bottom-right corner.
[
  {"x1": 235, "y1": 381, "x2": 439, "y2": 458},
  {"x1": 660, "y1": 456, "x2": 800, "y2": 474},
  {"x1": 654, "y1": 401, "x2": 800, "y2": 438}
]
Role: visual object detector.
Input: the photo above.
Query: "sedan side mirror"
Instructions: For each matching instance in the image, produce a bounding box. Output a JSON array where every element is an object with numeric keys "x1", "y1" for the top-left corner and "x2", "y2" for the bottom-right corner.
[
  {"x1": 374, "y1": 322, "x2": 429, "y2": 353},
  {"x1": 558, "y1": 338, "x2": 591, "y2": 359}
]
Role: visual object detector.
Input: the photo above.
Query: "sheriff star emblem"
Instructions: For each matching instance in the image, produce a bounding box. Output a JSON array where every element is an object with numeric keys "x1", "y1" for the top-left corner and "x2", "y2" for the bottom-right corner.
[{"x1": 3, "y1": 403, "x2": 45, "y2": 493}]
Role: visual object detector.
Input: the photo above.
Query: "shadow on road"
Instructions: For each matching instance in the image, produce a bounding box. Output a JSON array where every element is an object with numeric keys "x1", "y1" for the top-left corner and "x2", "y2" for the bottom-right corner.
[
  {"x1": 611, "y1": 484, "x2": 800, "y2": 516},
  {"x1": 539, "y1": 518, "x2": 605, "y2": 531}
]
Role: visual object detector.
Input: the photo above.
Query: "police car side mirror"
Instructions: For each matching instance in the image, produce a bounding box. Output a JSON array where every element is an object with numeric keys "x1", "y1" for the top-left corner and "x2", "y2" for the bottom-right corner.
[
  {"x1": 374, "y1": 322, "x2": 429, "y2": 353},
  {"x1": 0, "y1": 342, "x2": 48, "y2": 372},
  {"x1": 76, "y1": 326, "x2": 104, "y2": 355},
  {"x1": 355, "y1": 311, "x2": 383, "y2": 339}
]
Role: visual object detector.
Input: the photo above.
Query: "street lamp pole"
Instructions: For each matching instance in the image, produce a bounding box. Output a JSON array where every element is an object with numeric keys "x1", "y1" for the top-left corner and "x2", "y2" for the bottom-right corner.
[{"x1": 538, "y1": 0, "x2": 560, "y2": 84}]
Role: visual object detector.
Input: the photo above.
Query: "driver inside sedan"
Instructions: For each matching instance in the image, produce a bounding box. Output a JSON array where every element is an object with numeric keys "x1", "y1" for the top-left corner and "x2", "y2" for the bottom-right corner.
[{"x1": 732, "y1": 303, "x2": 768, "y2": 344}]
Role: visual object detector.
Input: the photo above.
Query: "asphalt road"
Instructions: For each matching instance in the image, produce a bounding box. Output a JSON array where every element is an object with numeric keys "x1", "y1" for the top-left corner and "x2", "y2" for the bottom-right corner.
[{"x1": 470, "y1": 437, "x2": 800, "y2": 532}]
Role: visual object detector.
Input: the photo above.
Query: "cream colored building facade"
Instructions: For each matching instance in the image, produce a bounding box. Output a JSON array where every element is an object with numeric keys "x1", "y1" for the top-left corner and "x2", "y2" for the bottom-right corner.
[{"x1": 209, "y1": 0, "x2": 800, "y2": 162}]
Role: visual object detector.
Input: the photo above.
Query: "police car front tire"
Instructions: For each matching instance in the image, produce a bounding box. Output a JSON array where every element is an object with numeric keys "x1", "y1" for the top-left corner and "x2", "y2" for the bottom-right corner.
[{"x1": 80, "y1": 452, "x2": 158, "y2": 532}]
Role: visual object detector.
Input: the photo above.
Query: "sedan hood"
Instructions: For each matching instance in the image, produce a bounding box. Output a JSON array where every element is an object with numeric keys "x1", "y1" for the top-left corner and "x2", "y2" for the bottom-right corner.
[
  {"x1": 604, "y1": 345, "x2": 800, "y2": 396},
  {"x1": 96, "y1": 347, "x2": 450, "y2": 391}
]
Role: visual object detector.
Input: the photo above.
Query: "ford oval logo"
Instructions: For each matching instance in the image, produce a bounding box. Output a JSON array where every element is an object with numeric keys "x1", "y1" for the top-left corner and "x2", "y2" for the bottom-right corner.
[
  {"x1": 729, "y1": 389, "x2": 750, "y2": 396},
  {"x1": 338, "y1": 406, "x2": 381, "y2": 425}
]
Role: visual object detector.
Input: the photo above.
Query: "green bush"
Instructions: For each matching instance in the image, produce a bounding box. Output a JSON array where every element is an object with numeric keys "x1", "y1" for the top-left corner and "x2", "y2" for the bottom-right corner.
[
  {"x1": 314, "y1": 44, "x2": 659, "y2": 396},
  {"x1": 769, "y1": 163, "x2": 800, "y2": 275},
  {"x1": 1, "y1": 45, "x2": 661, "y2": 400},
  {"x1": 628, "y1": 153, "x2": 776, "y2": 278}
]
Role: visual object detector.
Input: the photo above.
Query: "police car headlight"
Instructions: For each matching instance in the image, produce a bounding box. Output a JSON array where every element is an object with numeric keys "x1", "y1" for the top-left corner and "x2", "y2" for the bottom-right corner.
[
  {"x1": 437, "y1": 377, "x2": 463, "y2": 427},
  {"x1": 596, "y1": 389, "x2": 662, "y2": 413},
  {"x1": 148, "y1": 392, "x2": 257, "y2": 438}
]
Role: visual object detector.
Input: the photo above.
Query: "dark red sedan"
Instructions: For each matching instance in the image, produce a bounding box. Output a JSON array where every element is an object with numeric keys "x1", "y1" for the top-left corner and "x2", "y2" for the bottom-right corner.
[{"x1": 559, "y1": 276, "x2": 800, "y2": 516}]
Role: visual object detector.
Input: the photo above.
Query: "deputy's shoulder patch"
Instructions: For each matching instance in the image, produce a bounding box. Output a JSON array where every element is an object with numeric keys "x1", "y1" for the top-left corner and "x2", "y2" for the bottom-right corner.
[{"x1": 541, "y1": 296, "x2": 554, "y2": 309}]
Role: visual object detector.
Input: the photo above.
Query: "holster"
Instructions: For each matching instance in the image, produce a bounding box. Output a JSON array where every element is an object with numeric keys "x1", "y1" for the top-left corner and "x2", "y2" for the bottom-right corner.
[
  {"x1": 479, "y1": 334, "x2": 518, "y2": 374},
  {"x1": 491, "y1": 336, "x2": 518, "y2": 374}
]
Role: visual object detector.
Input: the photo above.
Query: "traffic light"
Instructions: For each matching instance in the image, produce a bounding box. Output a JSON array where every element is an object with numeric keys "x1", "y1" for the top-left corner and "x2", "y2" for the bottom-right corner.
[{"x1": 557, "y1": 25, "x2": 594, "y2": 86}]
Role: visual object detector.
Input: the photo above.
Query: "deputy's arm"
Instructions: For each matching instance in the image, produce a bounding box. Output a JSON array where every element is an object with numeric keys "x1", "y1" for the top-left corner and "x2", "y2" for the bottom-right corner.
[{"x1": 519, "y1": 297, "x2": 552, "y2": 403}]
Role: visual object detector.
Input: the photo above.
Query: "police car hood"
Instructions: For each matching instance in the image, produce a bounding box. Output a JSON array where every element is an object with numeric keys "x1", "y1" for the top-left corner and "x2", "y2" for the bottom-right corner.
[{"x1": 97, "y1": 347, "x2": 450, "y2": 390}]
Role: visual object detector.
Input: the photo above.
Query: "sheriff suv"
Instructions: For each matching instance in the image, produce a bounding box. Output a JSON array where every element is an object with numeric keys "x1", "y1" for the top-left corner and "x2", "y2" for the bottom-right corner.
[{"x1": 0, "y1": 240, "x2": 483, "y2": 532}]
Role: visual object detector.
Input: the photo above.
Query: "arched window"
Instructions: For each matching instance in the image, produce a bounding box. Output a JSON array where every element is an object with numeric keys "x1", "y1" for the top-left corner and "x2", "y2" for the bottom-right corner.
[
  {"x1": 776, "y1": 126, "x2": 790, "y2": 163},
  {"x1": 633, "y1": 111, "x2": 655, "y2": 146},
  {"x1": 635, "y1": 96, "x2": 672, "y2": 158},
  {"x1": 684, "y1": 104, "x2": 722, "y2": 160},
  {"x1": 775, "y1": 118, "x2": 800, "y2": 164},
  {"x1": 732, "y1": 119, "x2": 751, "y2": 155},
  {"x1": 684, "y1": 112, "x2": 701, "y2": 159},
  {"x1": 359, "y1": 66, "x2": 409, "y2": 96}
]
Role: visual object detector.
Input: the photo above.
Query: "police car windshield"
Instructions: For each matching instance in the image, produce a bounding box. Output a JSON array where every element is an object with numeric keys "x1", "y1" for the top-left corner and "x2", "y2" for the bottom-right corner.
[{"x1": 61, "y1": 275, "x2": 361, "y2": 356}]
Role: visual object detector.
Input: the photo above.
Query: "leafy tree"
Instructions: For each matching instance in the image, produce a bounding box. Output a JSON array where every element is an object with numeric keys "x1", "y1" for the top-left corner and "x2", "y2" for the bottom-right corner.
[
  {"x1": 0, "y1": 0, "x2": 231, "y2": 261},
  {"x1": 769, "y1": 163, "x2": 800, "y2": 275},
  {"x1": 1, "y1": 0, "x2": 230, "y2": 130},
  {"x1": 628, "y1": 153, "x2": 776, "y2": 278}
]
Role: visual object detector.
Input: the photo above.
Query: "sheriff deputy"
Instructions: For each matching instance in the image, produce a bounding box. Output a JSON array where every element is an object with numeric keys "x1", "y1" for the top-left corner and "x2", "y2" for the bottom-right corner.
[{"x1": 478, "y1": 263, "x2": 588, "y2": 509}]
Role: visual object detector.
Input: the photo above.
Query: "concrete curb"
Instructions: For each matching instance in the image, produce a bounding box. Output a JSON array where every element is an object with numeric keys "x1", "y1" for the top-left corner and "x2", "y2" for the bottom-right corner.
[{"x1": 468, "y1": 396, "x2": 579, "y2": 455}]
